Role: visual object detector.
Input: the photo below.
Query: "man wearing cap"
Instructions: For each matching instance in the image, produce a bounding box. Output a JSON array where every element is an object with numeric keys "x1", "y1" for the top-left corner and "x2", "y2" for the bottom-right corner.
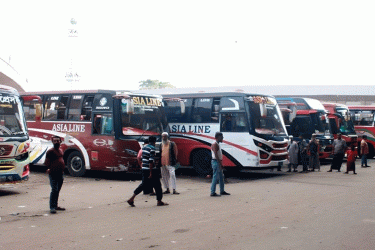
[
  {"x1": 159, "y1": 132, "x2": 179, "y2": 194},
  {"x1": 328, "y1": 133, "x2": 347, "y2": 172}
]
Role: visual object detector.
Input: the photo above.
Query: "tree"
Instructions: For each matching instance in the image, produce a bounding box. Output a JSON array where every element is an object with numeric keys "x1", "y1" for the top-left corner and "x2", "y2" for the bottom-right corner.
[{"x1": 138, "y1": 79, "x2": 175, "y2": 90}]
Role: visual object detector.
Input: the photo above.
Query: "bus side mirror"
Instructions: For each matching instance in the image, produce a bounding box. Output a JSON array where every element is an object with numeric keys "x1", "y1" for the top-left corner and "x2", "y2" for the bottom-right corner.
[
  {"x1": 289, "y1": 106, "x2": 297, "y2": 123},
  {"x1": 260, "y1": 103, "x2": 267, "y2": 118},
  {"x1": 180, "y1": 101, "x2": 185, "y2": 114}
]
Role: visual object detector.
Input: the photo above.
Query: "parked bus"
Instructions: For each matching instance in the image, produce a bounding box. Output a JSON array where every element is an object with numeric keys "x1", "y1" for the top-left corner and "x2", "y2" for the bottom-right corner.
[
  {"x1": 0, "y1": 85, "x2": 40, "y2": 184},
  {"x1": 348, "y1": 105, "x2": 375, "y2": 158},
  {"x1": 276, "y1": 97, "x2": 333, "y2": 159},
  {"x1": 21, "y1": 90, "x2": 175, "y2": 177},
  {"x1": 163, "y1": 92, "x2": 290, "y2": 175},
  {"x1": 323, "y1": 103, "x2": 357, "y2": 147}
]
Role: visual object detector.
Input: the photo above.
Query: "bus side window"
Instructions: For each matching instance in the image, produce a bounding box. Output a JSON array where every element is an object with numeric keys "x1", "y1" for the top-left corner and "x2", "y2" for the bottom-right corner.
[
  {"x1": 44, "y1": 96, "x2": 60, "y2": 121},
  {"x1": 23, "y1": 102, "x2": 36, "y2": 121},
  {"x1": 81, "y1": 95, "x2": 94, "y2": 121},
  {"x1": 57, "y1": 96, "x2": 69, "y2": 120},
  {"x1": 68, "y1": 95, "x2": 83, "y2": 121},
  {"x1": 192, "y1": 98, "x2": 213, "y2": 123},
  {"x1": 93, "y1": 114, "x2": 113, "y2": 135}
]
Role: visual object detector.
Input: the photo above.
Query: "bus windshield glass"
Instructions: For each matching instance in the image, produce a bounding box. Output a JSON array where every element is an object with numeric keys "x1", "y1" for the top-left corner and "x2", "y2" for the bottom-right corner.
[
  {"x1": 0, "y1": 95, "x2": 27, "y2": 137},
  {"x1": 336, "y1": 107, "x2": 355, "y2": 134},
  {"x1": 247, "y1": 96, "x2": 287, "y2": 137},
  {"x1": 350, "y1": 110, "x2": 375, "y2": 126},
  {"x1": 311, "y1": 112, "x2": 331, "y2": 135},
  {"x1": 120, "y1": 97, "x2": 167, "y2": 136}
]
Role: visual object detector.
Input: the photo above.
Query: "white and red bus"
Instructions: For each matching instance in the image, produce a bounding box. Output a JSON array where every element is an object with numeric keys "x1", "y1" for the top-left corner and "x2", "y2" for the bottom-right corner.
[
  {"x1": 348, "y1": 105, "x2": 375, "y2": 158},
  {"x1": 323, "y1": 103, "x2": 357, "y2": 147},
  {"x1": 0, "y1": 85, "x2": 40, "y2": 184},
  {"x1": 21, "y1": 90, "x2": 172, "y2": 176},
  {"x1": 163, "y1": 92, "x2": 290, "y2": 175},
  {"x1": 276, "y1": 97, "x2": 334, "y2": 159}
]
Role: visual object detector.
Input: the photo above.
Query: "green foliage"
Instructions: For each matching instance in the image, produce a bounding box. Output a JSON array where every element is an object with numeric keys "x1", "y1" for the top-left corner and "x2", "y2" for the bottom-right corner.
[{"x1": 139, "y1": 79, "x2": 175, "y2": 90}]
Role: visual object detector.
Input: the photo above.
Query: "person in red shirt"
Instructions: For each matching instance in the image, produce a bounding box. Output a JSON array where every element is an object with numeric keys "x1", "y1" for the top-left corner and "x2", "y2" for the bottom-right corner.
[
  {"x1": 345, "y1": 145, "x2": 358, "y2": 174},
  {"x1": 45, "y1": 136, "x2": 66, "y2": 214}
]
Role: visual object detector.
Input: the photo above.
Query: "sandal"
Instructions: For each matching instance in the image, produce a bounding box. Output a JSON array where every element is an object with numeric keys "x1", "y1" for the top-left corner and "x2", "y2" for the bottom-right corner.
[
  {"x1": 157, "y1": 201, "x2": 169, "y2": 206},
  {"x1": 127, "y1": 200, "x2": 135, "y2": 207}
]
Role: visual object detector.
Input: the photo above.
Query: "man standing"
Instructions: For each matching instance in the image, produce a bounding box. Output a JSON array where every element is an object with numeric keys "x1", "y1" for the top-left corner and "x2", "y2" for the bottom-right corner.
[
  {"x1": 308, "y1": 134, "x2": 320, "y2": 171},
  {"x1": 287, "y1": 138, "x2": 299, "y2": 172},
  {"x1": 298, "y1": 135, "x2": 309, "y2": 173},
  {"x1": 328, "y1": 133, "x2": 347, "y2": 172},
  {"x1": 160, "y1": 132, "x2": 179, "y2": 195},
  {"x1": 127, "y1": 136, "x2": 168, "y2": 207},
  {"x1": 45, "y1": 136, "x2": 66, "y2": 214},
  {"x1": 210, "y1": 132, "x2": 230, "y2": 197},
  {"x1": 361, "y1": 135, "x2": 370, "y2": 168}
]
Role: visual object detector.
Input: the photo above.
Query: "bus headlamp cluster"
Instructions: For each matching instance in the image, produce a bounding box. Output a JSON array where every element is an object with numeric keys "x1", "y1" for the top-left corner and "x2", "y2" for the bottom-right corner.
[
  {"x1": 15, "y1": 152, "x2": 28, "y2": 162},
  {"x1": 253, "y1": 140, "x2": 273, "y2": 152}
]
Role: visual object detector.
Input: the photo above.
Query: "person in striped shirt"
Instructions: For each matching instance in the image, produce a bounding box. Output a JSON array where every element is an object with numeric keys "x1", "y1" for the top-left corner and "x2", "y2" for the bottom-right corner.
[{"x1": 127, "y1": 136, "x2": 168, "y2": 207}]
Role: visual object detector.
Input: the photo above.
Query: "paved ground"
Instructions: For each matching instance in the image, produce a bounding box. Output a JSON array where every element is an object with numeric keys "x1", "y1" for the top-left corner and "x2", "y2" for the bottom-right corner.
[{"x1": 1, "y1": 161, "x2": 375, "y2": 250}]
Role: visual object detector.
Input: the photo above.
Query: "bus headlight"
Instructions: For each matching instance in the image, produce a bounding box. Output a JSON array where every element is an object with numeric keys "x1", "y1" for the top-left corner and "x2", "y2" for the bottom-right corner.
[
  {"x1": 15, "y1": 152, "x2": 29, "y2": 162},
  {"x1": 253, "y1": 140, "x2": 273, "y2": 152}
]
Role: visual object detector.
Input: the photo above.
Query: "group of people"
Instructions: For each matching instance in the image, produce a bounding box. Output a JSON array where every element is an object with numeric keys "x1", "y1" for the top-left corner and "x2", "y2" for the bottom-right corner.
[
  {"x1": 44, "y1": 132, "x2": 370, "y2": 213},
  {"x1": 287, "y1": 133, "x2": 370, "y2": 175}
]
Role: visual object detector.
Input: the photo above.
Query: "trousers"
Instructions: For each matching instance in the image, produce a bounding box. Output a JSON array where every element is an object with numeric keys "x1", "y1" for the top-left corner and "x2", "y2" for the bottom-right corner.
[
  {"x1": 134, "y1": 169, "x2": 163, "y2": 201},
  {"x1": 161, "y1": 165, "x2": 177, "y2": 190},
  {"x1": 49, "y1": 174, "x2": 64, "y2": 210}
]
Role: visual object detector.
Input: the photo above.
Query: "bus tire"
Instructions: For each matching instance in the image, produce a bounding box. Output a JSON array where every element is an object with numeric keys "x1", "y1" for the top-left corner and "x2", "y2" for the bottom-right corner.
[
  {"x1": 192, "y1": 149, "x2": 212, "y2": 176},
  {"x1": 67, "y1": 151, "x2": 86, "y2": 177}
]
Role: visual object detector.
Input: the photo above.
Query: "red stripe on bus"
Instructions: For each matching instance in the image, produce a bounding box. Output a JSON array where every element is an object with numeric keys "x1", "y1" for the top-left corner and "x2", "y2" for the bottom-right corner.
[{"x1": 176, "y1": 132, "x2": 258, "y2": 156}]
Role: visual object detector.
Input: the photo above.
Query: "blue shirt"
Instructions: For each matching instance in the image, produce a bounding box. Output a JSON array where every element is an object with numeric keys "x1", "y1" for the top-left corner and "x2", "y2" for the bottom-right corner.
[{"x1": 141, "y1": 144, "x2": 156, "y2": 170}]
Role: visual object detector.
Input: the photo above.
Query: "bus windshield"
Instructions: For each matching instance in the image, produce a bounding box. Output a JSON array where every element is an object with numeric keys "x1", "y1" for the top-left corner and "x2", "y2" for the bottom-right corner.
[
  {"x1": 311, "y1": 112, "x2": 331, "y2": 135},
  {"x1": 120, "y1": 97, "x2": 167, "y2": 136},
  {"x1": 336, "y1": 107, "x2": 355, "y2": 134},
  {"x1": 247, "y1": 96, "x2": 287, "y2": 137},
  {"x1": 0, "y1": 95, "x2": 27, "y2": 137}
]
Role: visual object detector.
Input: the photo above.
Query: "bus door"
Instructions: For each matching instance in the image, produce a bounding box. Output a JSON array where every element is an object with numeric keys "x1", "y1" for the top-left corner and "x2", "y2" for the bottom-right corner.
[{"x1": 219, "y1": 97, "x2": 249, "y2": 166}]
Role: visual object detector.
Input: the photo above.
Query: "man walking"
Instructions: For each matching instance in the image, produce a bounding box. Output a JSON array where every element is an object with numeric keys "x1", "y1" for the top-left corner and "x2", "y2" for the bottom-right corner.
[
  {"x1": 210, "y1": 132, "x2": 230, "y2": 197},
  {"x1": 45, "y1": 136, "x2": 66, "y2": 214},
  {"x1": 127, "y1": 136, "x2": 168, "y2": 207},
  {"x1": 298, "y1": 135, "x2": 309, "y2": 173},
  {"x1": 287, "y1": 138, "x2": 299, "y2": 172},
  {"x1": 328, "y1": 133, "x2": 347, "y2": 172},
  {"x1": 308, "y1": 134, "x2": 320, "y2": 171},
  {"x1": 361, "y1": 135, "x2": 370, "y2": 168},
  {"x1": 160, "y1": 132, "x2": 179, "y2": 194}
]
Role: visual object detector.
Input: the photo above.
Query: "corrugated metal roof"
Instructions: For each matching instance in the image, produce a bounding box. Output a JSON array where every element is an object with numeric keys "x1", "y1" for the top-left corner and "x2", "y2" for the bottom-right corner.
[{"x1": 134, "y1": 85, "x2": 375, "y2": 96}]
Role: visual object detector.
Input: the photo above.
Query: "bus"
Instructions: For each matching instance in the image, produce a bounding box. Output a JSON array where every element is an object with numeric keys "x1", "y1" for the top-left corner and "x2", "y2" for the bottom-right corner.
[
  {"x1": 276, "y1": 97, "x2": 334, "y2": 159},
  {"x1": 21, "y1": 90, "x2": 177, "y2": 177},
  {"x1": 323, "y1": 103, "x2": 357, "y2": 148},
  {"x1": 163, "y1": 92, "x2": 290, "y2": 175},
  {"x1": 0, "y1": 85, "x2": 39, "y2": 184},
  {"x1": 348, "y1": 105, "x2": 375, "y2": 158}
]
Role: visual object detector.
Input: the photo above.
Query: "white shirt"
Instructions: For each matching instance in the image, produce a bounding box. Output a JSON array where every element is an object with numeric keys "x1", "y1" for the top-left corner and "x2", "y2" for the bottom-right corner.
[{"x1": 211, "y1": 141, "x2": 223, "y2": 160}]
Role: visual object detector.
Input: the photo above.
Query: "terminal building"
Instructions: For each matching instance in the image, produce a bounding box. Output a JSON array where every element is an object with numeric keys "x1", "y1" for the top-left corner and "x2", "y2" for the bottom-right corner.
[{"x1": 135, "y1": 85, "x2": 375, "y2": 106}]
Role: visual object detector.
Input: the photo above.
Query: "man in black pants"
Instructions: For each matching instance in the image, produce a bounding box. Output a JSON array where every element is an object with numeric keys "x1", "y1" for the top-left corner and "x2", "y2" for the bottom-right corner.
[
  {"x1": 328, "y1": 133, "x2": 347, "y2": 172},
  {"x1": 127, "y1": 136, "x2": 168, "y2": 207},
  {"x1": 45, "y1": 136, "x2": 66, "y2": 214}
]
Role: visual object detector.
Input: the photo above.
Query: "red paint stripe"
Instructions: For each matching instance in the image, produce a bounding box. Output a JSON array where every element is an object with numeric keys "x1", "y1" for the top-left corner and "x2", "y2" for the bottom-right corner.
[{"x1": 174, "y1": 132, "x2": 258, "y2": 156}]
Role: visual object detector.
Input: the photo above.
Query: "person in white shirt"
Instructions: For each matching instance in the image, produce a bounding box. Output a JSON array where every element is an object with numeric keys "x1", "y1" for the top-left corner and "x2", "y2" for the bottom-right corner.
[{"x1": 210, "y1": 132, "x2": 230, "y2": 197}]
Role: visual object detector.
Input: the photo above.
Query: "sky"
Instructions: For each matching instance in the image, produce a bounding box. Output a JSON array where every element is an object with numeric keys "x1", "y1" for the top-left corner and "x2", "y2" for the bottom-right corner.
[{"x1": 1, "y1": 0, "x2": 374, "y2": 92}]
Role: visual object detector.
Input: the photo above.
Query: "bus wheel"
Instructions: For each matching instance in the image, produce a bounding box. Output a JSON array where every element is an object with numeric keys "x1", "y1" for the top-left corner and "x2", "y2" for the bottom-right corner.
[
  {"x1": 192, "y1": 150, "x2": 212, "y2": 176},
  {"x1": 67, "y1": 151, "x2": 86, "y2": 177}
]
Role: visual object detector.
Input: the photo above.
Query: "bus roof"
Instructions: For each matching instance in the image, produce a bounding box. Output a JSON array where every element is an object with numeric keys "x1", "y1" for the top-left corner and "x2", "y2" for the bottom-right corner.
[
  {"x1": 348, "y1": 105, "x2": 375, "y2": 111},
  {"x1": 0, "y1": 84, "x2": 19, "y2": 95},
  {"x1": 20, "y1": 89, "x2": 162, "y2": 98},
  {"x1": 162, "y1": 92, "x2": 275, "y2": 99}
]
